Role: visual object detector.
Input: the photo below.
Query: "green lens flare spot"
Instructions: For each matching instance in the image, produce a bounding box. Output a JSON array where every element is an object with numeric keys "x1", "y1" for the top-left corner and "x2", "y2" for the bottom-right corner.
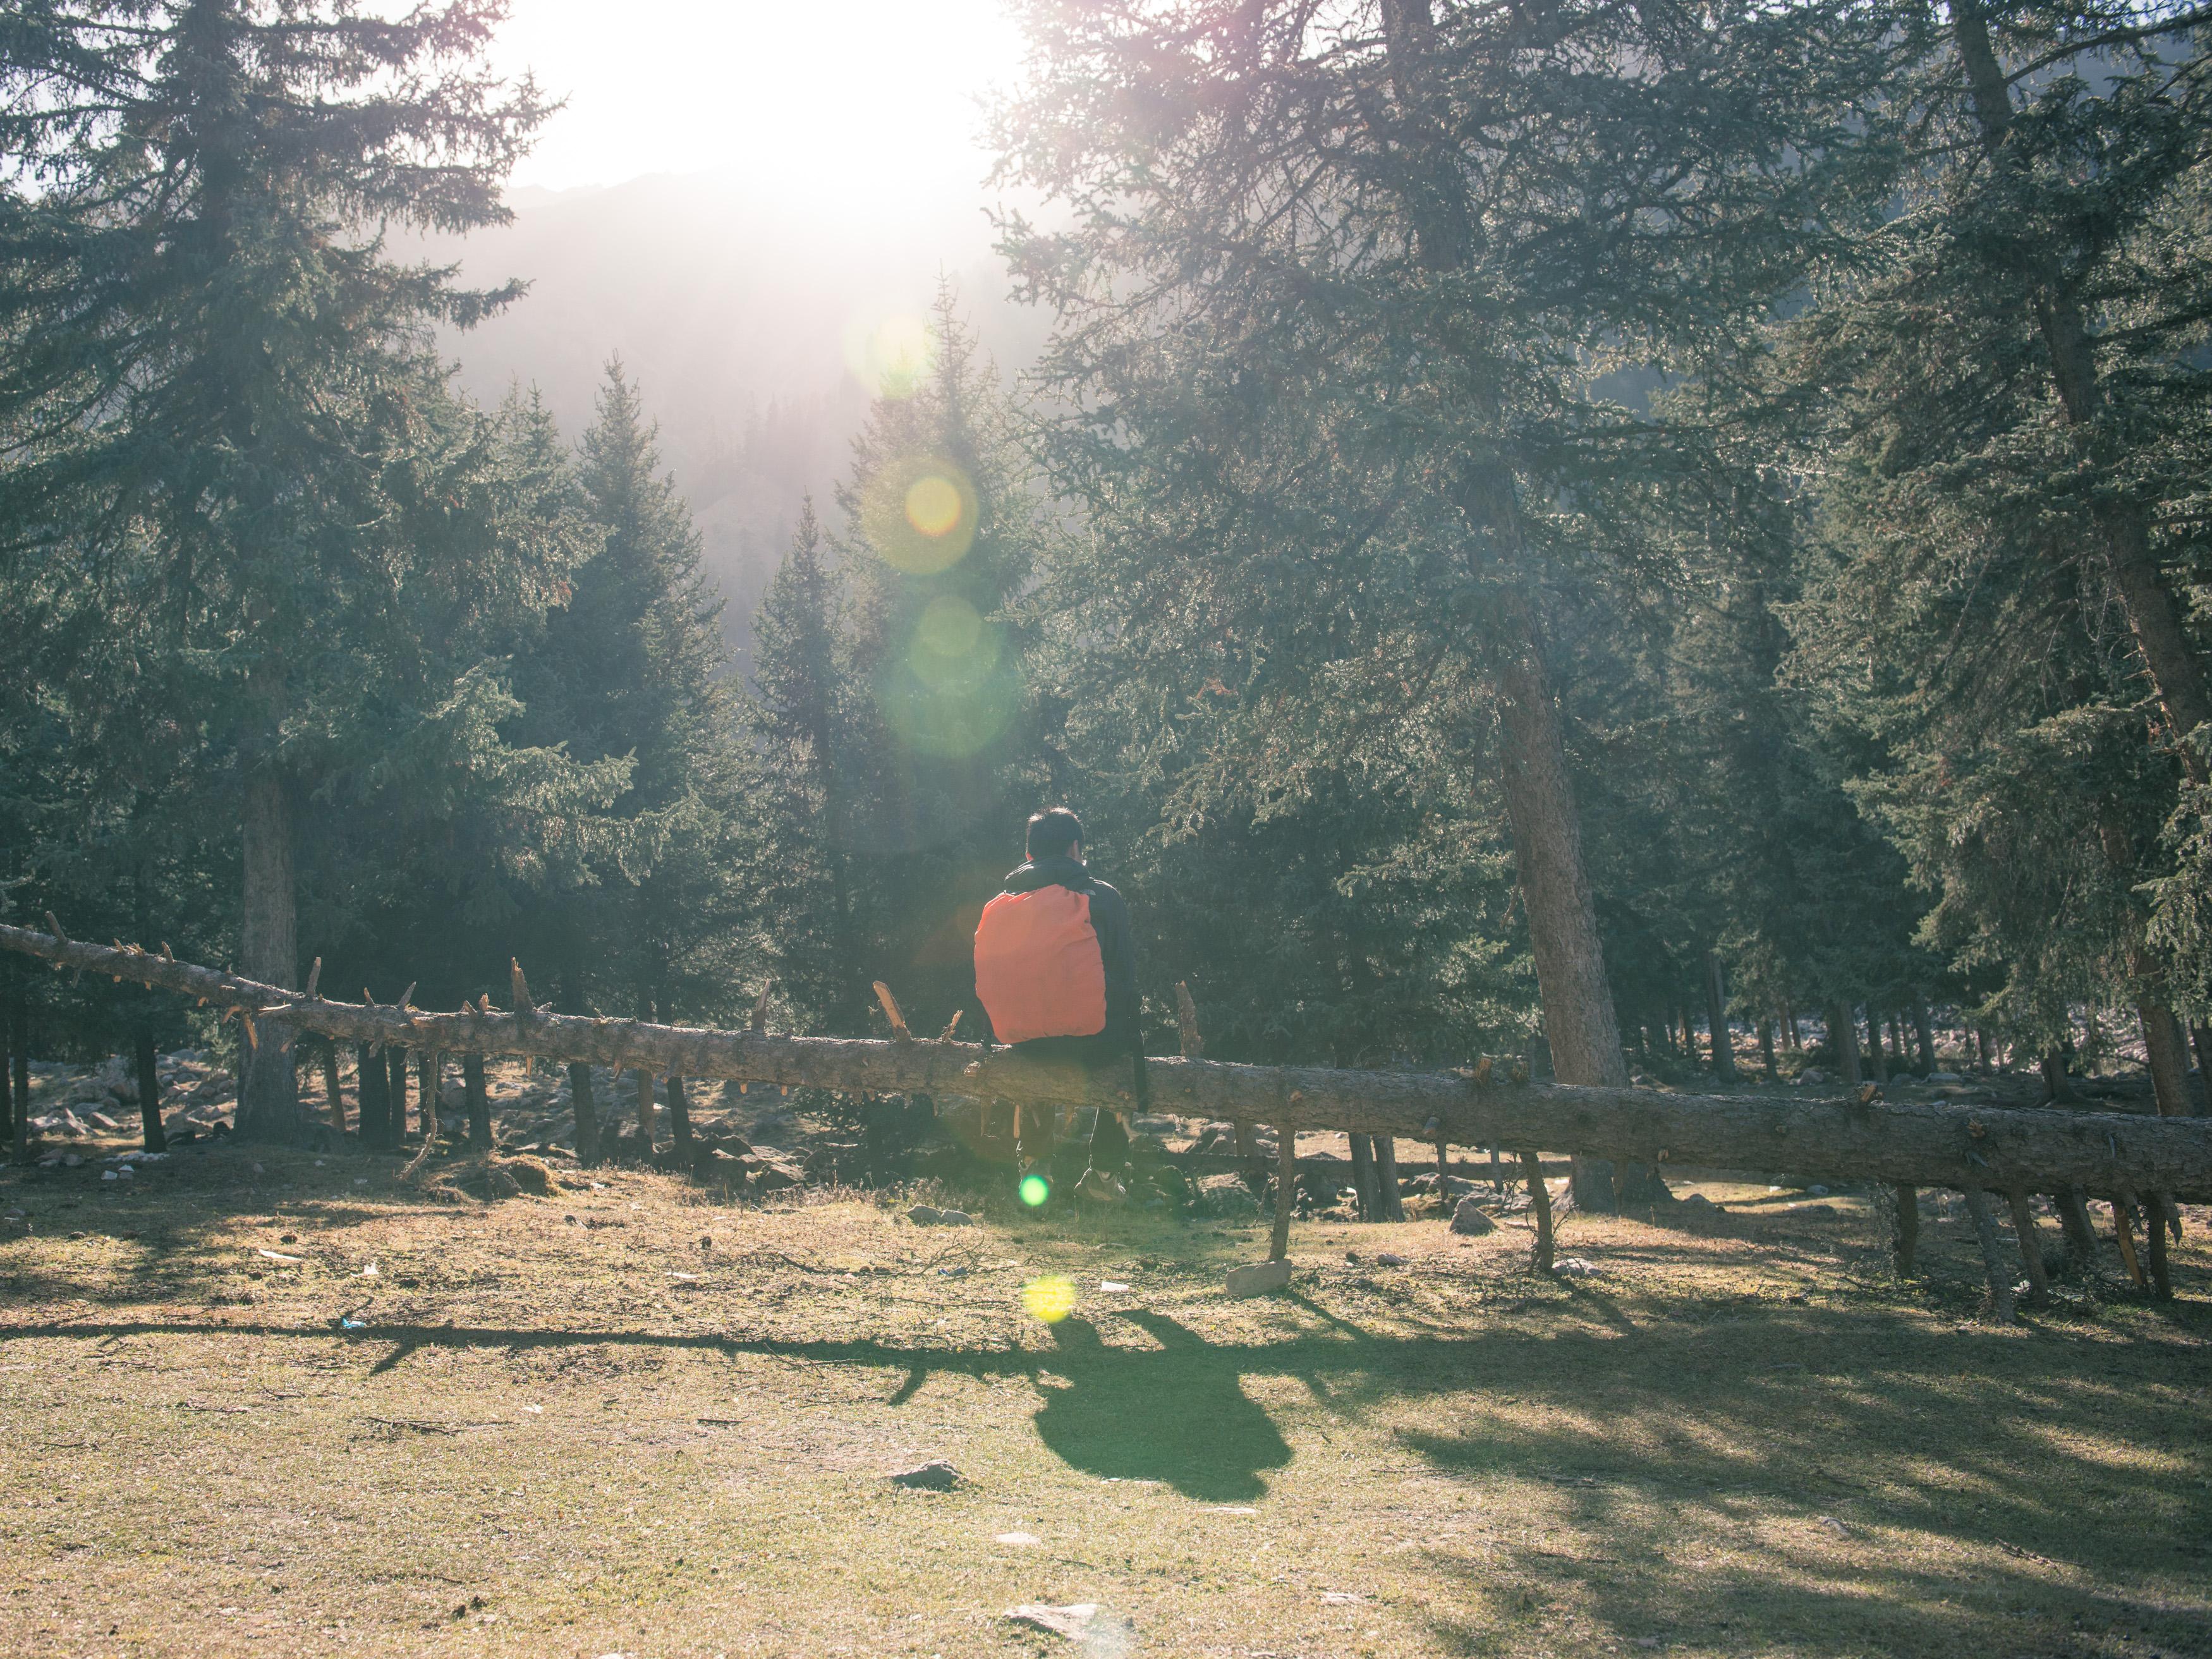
[
  {"x1": 1019, "y1": 1172, "x2": 1051, "y2": 1208},
  {"x1": 1022, "y1": 1274, "x2": 1078, "y2": 1323}
]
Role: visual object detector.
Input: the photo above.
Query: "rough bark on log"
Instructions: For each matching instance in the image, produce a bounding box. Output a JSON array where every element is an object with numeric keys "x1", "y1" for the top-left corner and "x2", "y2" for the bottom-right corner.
[{"x1": 5, "y1": 923, "x2": 2212, "y2": 1201}]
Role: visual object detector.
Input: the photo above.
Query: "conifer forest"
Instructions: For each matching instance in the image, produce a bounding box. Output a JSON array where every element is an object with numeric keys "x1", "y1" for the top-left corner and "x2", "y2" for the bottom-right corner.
[{"x1": 1, "y1": 4, "x2": 2210, "y2": 1657}]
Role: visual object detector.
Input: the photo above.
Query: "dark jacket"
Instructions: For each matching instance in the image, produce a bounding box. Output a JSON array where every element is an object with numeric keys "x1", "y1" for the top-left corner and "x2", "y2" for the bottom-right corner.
[{"x1": 993, "y1": 854, "x2": 1141, "y2": 1055}]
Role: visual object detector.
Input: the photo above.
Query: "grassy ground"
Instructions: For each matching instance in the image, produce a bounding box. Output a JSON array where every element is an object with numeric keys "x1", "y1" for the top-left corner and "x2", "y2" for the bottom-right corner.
[{"x1": 3, "y1": 1130, "x2": 2209, "y2": 1658}]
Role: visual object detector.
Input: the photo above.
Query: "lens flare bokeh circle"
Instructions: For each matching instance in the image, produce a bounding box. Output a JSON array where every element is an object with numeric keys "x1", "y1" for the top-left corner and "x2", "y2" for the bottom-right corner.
[
  {"x1": 861, "y1": 454, "x2": 978, "y2": 574},
  {"x1": 1022, "y1": 1275, "x2": 1078, "y2": 1323},
  {"x1": 841, "y1": 310, "x2": 933, "y2": 400},
  {"x1": 1019, "y1": 1172, "x2": 1052, "y2": 1208}
]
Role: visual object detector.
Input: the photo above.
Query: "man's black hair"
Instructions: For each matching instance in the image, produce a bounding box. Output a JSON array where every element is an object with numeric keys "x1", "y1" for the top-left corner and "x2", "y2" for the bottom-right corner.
[{"x1": 1026, "y1": 807, "x2": 1085, "y2": 860}]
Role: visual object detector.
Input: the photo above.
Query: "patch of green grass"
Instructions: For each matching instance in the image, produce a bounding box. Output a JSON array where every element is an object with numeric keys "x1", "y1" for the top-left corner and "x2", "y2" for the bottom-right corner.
[{"x1": 2, "y1": 1141, "x2": 2208, "y2": 1657}]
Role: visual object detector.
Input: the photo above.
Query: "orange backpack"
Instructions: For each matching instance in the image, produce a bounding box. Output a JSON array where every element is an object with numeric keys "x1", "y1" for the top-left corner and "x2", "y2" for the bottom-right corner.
[{"x1": 974, "y1": 885, "x2": 1108, "y2": 1044}]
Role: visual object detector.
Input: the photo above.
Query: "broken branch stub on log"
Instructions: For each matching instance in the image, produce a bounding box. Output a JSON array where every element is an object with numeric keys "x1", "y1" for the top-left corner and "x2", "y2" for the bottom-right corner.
[{"x1": 4, "y1": 921, "x2": 2211, "y2": 1201}]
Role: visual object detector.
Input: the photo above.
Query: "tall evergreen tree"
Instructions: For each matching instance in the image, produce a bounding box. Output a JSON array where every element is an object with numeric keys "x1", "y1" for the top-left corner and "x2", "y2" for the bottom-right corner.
[{"x1": 0, "y1": 0, "x2": 551, "y2": 1138}]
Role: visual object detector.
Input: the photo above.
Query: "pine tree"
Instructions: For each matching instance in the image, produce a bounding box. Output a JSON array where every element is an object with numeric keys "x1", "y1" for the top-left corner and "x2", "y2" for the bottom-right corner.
[
  {"x1": 0, "y1": 1, "x2": 551, "y2": 1139},
  {"x1": 827, "y1": 286, "x2": 1053, "y2": 1035},
  {"x1": 748, "y1": 499, "x2": 860, "y2": 1028}
]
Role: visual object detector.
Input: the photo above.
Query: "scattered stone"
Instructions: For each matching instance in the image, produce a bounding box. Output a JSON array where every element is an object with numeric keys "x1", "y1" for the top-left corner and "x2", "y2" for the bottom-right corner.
[
  {"x1": 1100, "y1": 1280, "x2": 1130, "y2": 1292},
  {"x1": 906, "y1": 1204, "x2": 944, "y2": 1225},
  {"x1": 1926, "y1": 1070, "x2": 1964, "y2": 1084},
  {"x1": 1818, "y1": 1515, "x2": 1852, "y2": 1537},
  {"x1": 1225, "y1": 1258, "x2": 1293, "y2": 1298},
  {"x1": 100, "y1": 1170, "x2": 118, "y2": 1181},
  {"x1": 1005, "y1": 1603, "x2": 1127, "y2": 1643},
  {"x1": 1680, "y1": 1193, "x2": 1717, "y2": 1212},
  {"x1": 1321, "y1": 1590, "x2": 1366, "y2": 1605},
  {"x1": 1552, "y1": 1257, "x2": 1601, "y2": 1277},
  {"x1": 1449, "y1": 1196, "x2": 1497, "y2": 1236},
  {"x1": 1375, "y1": 1251, "x2": 1408, "y2": 1267},
  {"x1": 1798, "y1": 1067, "x2": 1828, "y2": 1083},
  {"x1": 1808, "y1": 1184, "x2": 1830, "y2": 1196},
  {"x1": 887, "y1": 1460, "x2": 962, "y2": 1491},
  {"x1": 994, "y1": 1531, "x2": 1040, "y2": 1546},
  {"x1": 1194, "y1": 1172, "x2": 1260, "y2": 1217},
  {"x1": 935, "y1": 1208, "x2": 974, "y2": 1227}
]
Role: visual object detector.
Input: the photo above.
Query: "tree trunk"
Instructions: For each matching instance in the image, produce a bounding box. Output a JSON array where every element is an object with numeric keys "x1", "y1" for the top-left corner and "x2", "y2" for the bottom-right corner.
[
  {"x1": 634, "y1": 1071, "x2": 657, "y2": 1156},
  {"x1": 1758, "y1": 1019, "x2": 1778, "y2": 1081},
  {"x1": 1782, "y1": 1006, "x2": 1799, "y2": 1050},
  {"x1": 236, "y1": 769, "x2": 301, "y2": 1141},
  {"x1": 2138, "y1": 1001, "x2": 2194, "y2": 1122},
  {"x1": 1704, "y1": 952, "x2": 1735, "y2": 1079},
  {"x1": 2193, "y1": 1023, "x2": 2212, "y2": 1115},
  {"x1": 1952, "y1": 0, "x2": 2212, "y2": 782},
  {"x1": 2041, "y1": 1048, "x2": 2079, "y2": 1105},
  {"x1": 134, "y1": 1029, "x2": 166, "y2": 1153},
  {"x1": 356, "y1": 1043, "x2": 387, "y2": 1146},
  {"x1": 1828, "y1": 1004, "x2": 1862, "y2": 1086},
  {"x1": 464, "y1": 1053, "x2": 490, "y2": 1150},
  {"x1": 1912, "y1": 994, "x2": 1938, "y2": 1074},
  {"x1": 1375, "y1": 1134, "x2": 1405, "y2": 1221},
  {"x1": 1864, "y1": 1008, "x2": 1889, "y2": 1085},
  {"x1": 1491, "y1": 595, "x2": 1649, "y2": 1210},
  {"x1": 667, "y1": 1073, "x2": 693, "y2": 1158}
]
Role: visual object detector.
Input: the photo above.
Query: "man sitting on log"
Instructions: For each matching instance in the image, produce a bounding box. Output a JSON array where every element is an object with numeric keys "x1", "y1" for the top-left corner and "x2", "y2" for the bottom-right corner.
[{"x1": 973, "y1": 806, "x2": 1148, "y2": 1204}]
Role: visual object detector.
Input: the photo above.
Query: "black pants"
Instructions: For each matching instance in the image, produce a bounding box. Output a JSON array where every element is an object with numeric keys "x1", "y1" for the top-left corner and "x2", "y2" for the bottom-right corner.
[{"x1": 1008, "y1": 1035, "x2": 1141, "y2": 1172}]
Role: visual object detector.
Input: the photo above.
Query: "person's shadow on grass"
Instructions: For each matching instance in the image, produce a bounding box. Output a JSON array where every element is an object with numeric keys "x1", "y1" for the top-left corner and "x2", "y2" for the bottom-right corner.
[{"x1": 1029, "y1": 1313, "x2": 1292, "y2": 1502}]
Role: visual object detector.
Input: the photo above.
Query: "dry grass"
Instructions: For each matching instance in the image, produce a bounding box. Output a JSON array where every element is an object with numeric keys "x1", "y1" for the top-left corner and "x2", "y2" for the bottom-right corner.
[{"x1": 3, "y1": 1134, "x2": 2209, "y2": 1658}]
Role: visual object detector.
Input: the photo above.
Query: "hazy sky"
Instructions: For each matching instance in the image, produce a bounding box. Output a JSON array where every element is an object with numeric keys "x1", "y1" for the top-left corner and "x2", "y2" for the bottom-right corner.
[{"x1": 484, "y1": 0, "x2": 1030, "y2": 205}]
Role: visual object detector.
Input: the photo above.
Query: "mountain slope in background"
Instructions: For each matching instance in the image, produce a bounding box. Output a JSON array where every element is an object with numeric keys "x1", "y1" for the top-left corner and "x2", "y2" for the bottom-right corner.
[{"x1": 419, "y1": 170, "x2": 1048, "y2": 667}]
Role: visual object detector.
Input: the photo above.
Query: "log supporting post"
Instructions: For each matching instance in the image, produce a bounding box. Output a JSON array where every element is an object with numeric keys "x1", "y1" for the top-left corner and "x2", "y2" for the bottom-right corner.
[
  {"x1": 1349, "y1": 1133, "x2": 1378, "y2": 1220},
  {"x1": 1892, "y1": 1184, "x2": 1919, "y2": 1277},
  {"x1": 135, "y1": 1029, "x2": 166, "y2": 1154},
  {"x1": 320, "y1": 1040, "x2": 345, "y2": 1135},
  {"x1": 1519, "y1": 1152, "x2": 1555, "y2": 1272},
  {"x1": 668, "y1": 1073, "x2": 693, "y2": 1158},
  {"x1": 2113, "y1": 1194, "x2": 2148, "y2": 1289},
  {"x1": 356, "y1": 1043, "x2": 386, "y2": 1146},
  {"x1": 1375, "y1": 1135, "x2": 1405, "y2": 1221},
  {"x1": 1269, "y1": 1125, "x2": 1297, "y2": 1262},
  {"x1": 1961, "y1": 1187, "x2": 2017, "y2": 1322},
  {"x1": 2006, "y1": 1189, "x2": 2050, "y2": 1308},
  {"x1": 463, "y1": 1054, "x2": 490, "y2": 1150},
  {"x1": 2141, "y1": 1194, "x2": 2173, "y2": 1301},
  {"x1": 2057, "y1": 1188, "x2": 2100, "y2": 1270},
  {"x1": 386, "y1": 1048, "x2": 410, "y2": 1147},
  {"x1": 420, "y1": 1050, "x2": 441, "y2": 1144},
  {"x1": 635, "y1": 1070, "x2": 657, "y2": 1155},
  {"x1": 9, "y1": 990, "x2": 25, "y2": 1167}
]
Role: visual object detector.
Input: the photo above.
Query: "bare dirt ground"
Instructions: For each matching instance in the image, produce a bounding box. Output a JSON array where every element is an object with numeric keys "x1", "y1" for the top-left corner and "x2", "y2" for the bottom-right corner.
[{"x1": 3, "y1": 1078, "x2": 2209, "y2": 1658}]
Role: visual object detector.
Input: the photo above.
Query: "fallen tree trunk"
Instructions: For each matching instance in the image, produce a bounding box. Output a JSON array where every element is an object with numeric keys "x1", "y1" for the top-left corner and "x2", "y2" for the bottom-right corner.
[{"x1": 8, "y1": 922, "x2": 2212, "y2": 1202}]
